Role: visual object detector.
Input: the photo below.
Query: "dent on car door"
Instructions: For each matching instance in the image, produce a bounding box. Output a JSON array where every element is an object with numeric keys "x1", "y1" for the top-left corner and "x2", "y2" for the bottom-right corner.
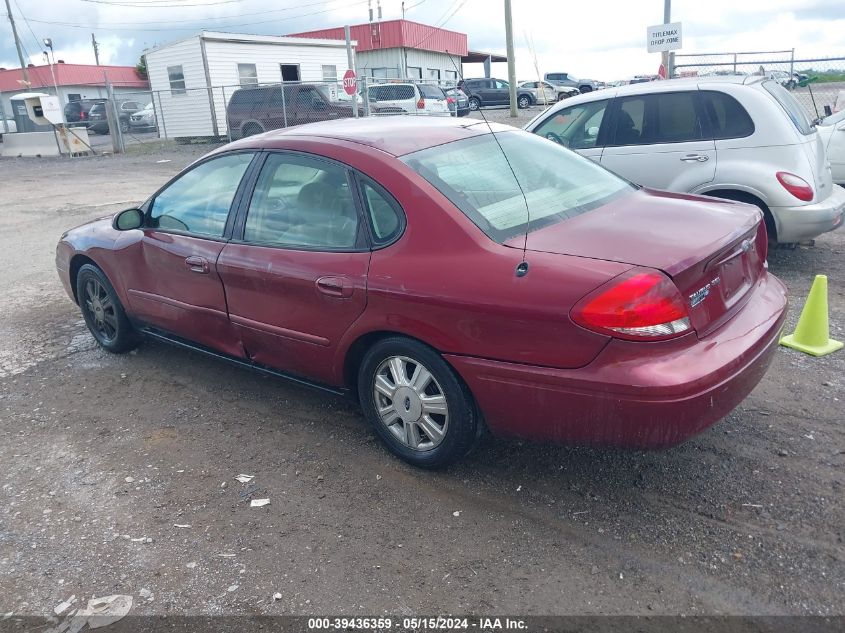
[
  {"x1": 531, "y1": 99, "x2": 610, "y2": 163},
  {"x1": 118, "y1": 151, "x2": 257, "y2": 356},
  {"x1": 600, "y1": 91, "x2": 716, "y2": 190},
  {"x1": 216, "y1": 152, "x2": 373, "y2": 386}
]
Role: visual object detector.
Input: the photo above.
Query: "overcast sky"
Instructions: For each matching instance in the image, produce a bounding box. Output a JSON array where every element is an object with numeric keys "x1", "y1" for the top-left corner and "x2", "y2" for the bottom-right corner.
[{"x1": 2, "y1": 0, "x2": 845, "y2": 81}]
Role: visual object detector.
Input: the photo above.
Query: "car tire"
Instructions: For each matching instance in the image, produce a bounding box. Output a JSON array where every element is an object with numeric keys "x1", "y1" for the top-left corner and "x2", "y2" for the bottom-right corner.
[
  {"x1": 76, "y1": 264, "x2": 140, "y2": 354},
  {"x1": 468, "y1": 97, "x2": 480, "y2": 111},
  {"x1": 357, "y1": 336, "x2": 479, "y2": 469},
  {"x1": 580, "y1": 86, "x2": 592, "y2": 93},
  {"x1": 517, "y1": 95, "x2": 531, "y2": 109}
]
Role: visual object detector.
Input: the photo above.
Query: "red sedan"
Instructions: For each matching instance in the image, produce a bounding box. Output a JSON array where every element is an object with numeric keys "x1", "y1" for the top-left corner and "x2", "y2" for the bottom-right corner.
[{"x1": 56, "y1": 117, "x2": 788, "y2": 468}]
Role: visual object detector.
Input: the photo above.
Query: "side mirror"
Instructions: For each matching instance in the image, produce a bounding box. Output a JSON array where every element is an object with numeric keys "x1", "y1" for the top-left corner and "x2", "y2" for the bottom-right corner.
[
  {"x1": 113, "y1": 208, "x2": 144, "y2": 231},
  {"x1": 587, "y1": 126, "x2": 600, "y2": 137}
]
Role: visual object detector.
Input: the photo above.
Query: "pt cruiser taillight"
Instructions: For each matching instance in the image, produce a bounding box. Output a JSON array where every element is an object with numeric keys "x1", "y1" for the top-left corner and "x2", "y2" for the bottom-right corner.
[{"x1": 776, "y1": 171, "x2": 814, "y2": 202}]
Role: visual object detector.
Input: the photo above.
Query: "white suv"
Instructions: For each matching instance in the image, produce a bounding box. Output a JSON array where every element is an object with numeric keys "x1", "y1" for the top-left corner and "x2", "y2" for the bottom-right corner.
[
  {"x1": 368, "y1": 83, "x2": 451, "y2": 116},
  {"x1": 524, "y1": 76, "x2": 845, "y2": 244}
]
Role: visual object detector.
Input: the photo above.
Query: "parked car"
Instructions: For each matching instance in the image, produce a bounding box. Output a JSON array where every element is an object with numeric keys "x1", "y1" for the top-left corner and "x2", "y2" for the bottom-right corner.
[
  {"x1": 524, "y1": 76, "x2": 845, "y2": 244},
  {"x1": 129, "y1": 102, "x2": 157, "y2": 132},
  {"x1": 0, "y1": 118, "x2": 16, "y2": 141},
  {"x1": 227, "y1": 84, "x2": 361, "y2": 139},
  {"x1": 56, "y1": 117, "x2": 787, "y2": 468},
  {"x1": 817, "y1": 108, "x2": 845, "y2": 184},
  {"x1": 544, "y1": 72, "x2": 600, "y2": 93},
  {"x1": 518, "y1": 80, "x2": 578, "y2": 104},
  {"x1": 766, "y1": 70, "x2": 797, "y2": 90},
  {"x1": 445, "y1": 88, "x2": 470, "y2": 117},
  {"x1": 457, "y1": 78, "x2": 536, "y2": 110},
  {"x1": 367, "y1": 83, "x2": 450, "y2": 116},
  {"x1": 63, "y1": 99, "x2": 105, "y2": 128},
  {"x1": 87, "y1": 100, "x2": 144, "y2": 134}
]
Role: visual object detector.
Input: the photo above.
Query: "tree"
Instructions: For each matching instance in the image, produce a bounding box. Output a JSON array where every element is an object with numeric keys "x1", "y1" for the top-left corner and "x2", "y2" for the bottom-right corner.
[{"x1": 136, "y1": 55, "x2": 147, "y2": 79}]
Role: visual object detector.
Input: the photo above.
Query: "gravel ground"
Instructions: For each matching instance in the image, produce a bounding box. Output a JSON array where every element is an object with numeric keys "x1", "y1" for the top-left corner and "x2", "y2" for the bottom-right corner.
[{"x1": 0, "y1": 141, "x2": 843, "y2": 624}]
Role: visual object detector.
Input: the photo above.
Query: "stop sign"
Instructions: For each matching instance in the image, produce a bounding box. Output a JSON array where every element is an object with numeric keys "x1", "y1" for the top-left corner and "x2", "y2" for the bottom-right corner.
[{"x1": 342, "y1": 69, "x2": 357, "y2": 95}]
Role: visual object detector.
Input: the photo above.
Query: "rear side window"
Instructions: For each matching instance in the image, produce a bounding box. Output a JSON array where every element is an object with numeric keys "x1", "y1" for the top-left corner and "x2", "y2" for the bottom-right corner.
[
  {"x1": 359, "y1": 178, "x2": 404, "y2": 245},
  {"x1": 700, "y1": 91, "x2": 755, "y2": 139},
  {"x1": 763, "y1": 80, "x2": 813, "y2": 135}
]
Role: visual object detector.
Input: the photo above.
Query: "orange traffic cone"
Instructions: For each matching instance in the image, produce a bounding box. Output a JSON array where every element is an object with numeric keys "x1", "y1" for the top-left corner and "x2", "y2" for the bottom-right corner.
[{"x1": 780, "y1": 274, "x2": 843, "y2": 357}]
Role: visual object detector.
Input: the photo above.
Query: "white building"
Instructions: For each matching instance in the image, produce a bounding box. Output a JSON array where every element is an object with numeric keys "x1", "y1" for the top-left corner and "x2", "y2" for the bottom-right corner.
[{"x1": 144, "y1": 31, "x2": 352, "y2": 138}]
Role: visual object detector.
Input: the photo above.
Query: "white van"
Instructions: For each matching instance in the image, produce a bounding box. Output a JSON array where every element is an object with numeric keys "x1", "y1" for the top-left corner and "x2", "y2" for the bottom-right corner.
[{"x1": 524, "y1": 75, "x2": 844, "y2": 244}]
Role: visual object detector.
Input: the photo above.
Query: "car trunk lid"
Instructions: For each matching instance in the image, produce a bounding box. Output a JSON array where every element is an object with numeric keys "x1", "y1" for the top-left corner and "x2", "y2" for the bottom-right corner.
[{"x1": 505, "y1": 189, "x2": 766, "y2": 337}]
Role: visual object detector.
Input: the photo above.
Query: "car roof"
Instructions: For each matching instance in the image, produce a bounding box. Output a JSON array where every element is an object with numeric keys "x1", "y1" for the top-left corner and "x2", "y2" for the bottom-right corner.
[{"x1": 233, "y1": 117, "x2": 512, "y2": 157}]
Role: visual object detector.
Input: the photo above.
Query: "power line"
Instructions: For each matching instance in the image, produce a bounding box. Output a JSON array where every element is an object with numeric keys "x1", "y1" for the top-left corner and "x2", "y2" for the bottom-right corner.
[
  {"x1": 12, "y1": 0, "x2": 44, "y2": 57},
  {"x1": 28, "y1": 0, "x2": 370, "y2": 32},
  {"x1": 79, "y1": 0, "x2": 243, "y2": 7},
  {"x1": 42, "y1": 0, "x2": 361, "y2": 27}
]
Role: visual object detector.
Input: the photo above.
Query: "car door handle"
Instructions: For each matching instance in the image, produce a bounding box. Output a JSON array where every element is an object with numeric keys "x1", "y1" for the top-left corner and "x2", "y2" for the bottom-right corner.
[
  {"x1": 185, "y1": 256, "x2": 210, "y2": 274},
  {"x1": 316, "y1": 276, "x2": 353, "y2": 298},
  {"x1": 680, "y1": 154, "x2": 710, "y2": 162}
]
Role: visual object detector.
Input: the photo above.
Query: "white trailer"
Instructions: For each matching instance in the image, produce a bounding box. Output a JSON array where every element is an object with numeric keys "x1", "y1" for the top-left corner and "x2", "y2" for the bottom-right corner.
[{"x1": 144, "y1": 31, "x2": 352, "y2": 139}]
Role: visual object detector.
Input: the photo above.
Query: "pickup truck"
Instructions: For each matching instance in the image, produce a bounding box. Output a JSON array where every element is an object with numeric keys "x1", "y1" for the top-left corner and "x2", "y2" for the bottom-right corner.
[
  {"x1": 227, "y1": 84, "x2": 361, "y2": 139},
  {"x1": 544, "y1": 72, "x2": 600, "y2": 93}
]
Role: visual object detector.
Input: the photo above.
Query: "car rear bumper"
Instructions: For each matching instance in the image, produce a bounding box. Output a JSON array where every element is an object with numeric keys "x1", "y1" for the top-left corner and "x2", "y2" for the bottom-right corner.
[
  {"x1": 446, "y1": 272, "x2": 788, "y2": 448},
  {"x1": 771, "y1": 183, "x2": 845, "y2": 242}
]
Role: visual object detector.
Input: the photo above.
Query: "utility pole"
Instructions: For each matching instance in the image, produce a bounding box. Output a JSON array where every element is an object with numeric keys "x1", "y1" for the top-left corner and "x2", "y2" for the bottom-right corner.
[
  {"x1": 92, "y1": 33, "x2": 100, "y2": 65},
  {"x1": 504, "y1": 0, "x2": 517, "y2": 117},
  {"x1": 662, "y1": 0, "x2": 671, "y2": 78},
  {"x1": 4, "y1": 0, "x2": 29, "y2": 84}
]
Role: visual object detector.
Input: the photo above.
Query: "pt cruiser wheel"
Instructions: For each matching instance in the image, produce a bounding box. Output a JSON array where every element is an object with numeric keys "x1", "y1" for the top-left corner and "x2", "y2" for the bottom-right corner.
[{"x1": 358, "y1": 337, "x2": 479, "y2": 468}]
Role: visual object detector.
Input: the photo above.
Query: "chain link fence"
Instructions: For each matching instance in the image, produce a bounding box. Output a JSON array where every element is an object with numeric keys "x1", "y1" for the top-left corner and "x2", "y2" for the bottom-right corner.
[{"x1": 673, "y1": 50, "x2": 845, "y2": 120}]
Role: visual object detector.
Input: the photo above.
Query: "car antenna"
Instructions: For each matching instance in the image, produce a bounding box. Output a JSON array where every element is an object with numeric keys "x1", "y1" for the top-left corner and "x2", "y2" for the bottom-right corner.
[{"x1": 447, "y1": 52, "x2": 530, "y2": 278}]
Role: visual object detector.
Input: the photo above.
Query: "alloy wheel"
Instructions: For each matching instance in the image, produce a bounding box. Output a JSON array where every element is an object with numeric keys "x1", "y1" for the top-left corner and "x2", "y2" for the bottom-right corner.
[
  {"x1": 372, "y1": 355, "x2": 449, "y2": 451},
  {"x1": 84, "y1": 278, "x2": 118, "y2": 343}
]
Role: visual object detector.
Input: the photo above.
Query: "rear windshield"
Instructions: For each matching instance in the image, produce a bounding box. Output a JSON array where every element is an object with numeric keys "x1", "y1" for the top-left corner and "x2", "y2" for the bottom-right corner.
[
  {"x1": 418, "y1": 84, "x2": 445, "y2": 99},
  {"x1": 370, "y1": 85, "x2": 415, "y2": 101},
  {"x1": 763, "y1": 80, "x2": 813, "y2": 135},
  {"x1": 401, "y1": 130, "x2": 633, "y2": 243}
]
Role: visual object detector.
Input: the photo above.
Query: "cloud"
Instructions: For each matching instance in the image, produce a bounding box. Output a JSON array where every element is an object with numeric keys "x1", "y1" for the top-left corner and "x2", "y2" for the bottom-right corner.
[{"x1": 1, "y1": 0, "x2": 844, "y2": 82}]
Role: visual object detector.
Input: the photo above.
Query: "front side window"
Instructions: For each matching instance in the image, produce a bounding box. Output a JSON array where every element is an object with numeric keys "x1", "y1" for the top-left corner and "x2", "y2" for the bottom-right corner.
[
  {"x1": 244, "y1": 154, "x2": 359, "y2": 249},
  {"x1": 168, "y1": 65, "x2": 186, "y2": 95},
  {"x1": 610, "y1": 92, "x2": 703, "y2": 146},
  {"x1": 495, "y1": 80, "x2": 509, "y2": 90},
  {"x1": 534, "y1": 100, "x2": 609, "y2": 150},
  {"x1": 150, "y1": 153, "x2": 254, "y2": 237},
  {"x1": 402, "y1": 131, "x2": 633, "y2": 243},
  {"x1": 238, "y1": 63, "x2": 258, "y2": 87}
]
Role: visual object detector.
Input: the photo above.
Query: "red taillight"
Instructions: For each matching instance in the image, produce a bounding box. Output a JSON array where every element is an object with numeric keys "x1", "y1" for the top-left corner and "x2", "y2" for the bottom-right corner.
[
  {"x1": 447, "y1": 96, "x2": 455, "y2": 104},
  {"x1": 417, "y1": 98, "x2": 425, "y2": 109},
  {"x1": 80, "y1": 111, "x2": 87, "y2": 120},
  {"x1": 776, "y1": 171, "x2": 813, "y2": 201},
  {"x1": 571, "y1": 268, "x2": 691, "y2": 340}
]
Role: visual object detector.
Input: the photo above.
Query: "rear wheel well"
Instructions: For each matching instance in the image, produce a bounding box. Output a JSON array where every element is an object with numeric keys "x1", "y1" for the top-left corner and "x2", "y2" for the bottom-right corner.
[
  {"x1": 703, "y1": 189, "x2": 777, "y2": 242},
  {"x1": 69, "y1": 254, "x2": 98, "y2": 304},
  {"x1": 343, "y1": 330, "x2": 488, "y2": 438}
]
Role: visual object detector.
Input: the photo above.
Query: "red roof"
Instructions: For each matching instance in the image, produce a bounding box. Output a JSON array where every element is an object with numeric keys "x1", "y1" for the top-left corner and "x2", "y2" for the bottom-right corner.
[
  {"x1": 0, "y1": 64, "x2": 149, "y2": 92},
  {"x1": 289, "y1": 19, "x2": 468, "y2": 56}
]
